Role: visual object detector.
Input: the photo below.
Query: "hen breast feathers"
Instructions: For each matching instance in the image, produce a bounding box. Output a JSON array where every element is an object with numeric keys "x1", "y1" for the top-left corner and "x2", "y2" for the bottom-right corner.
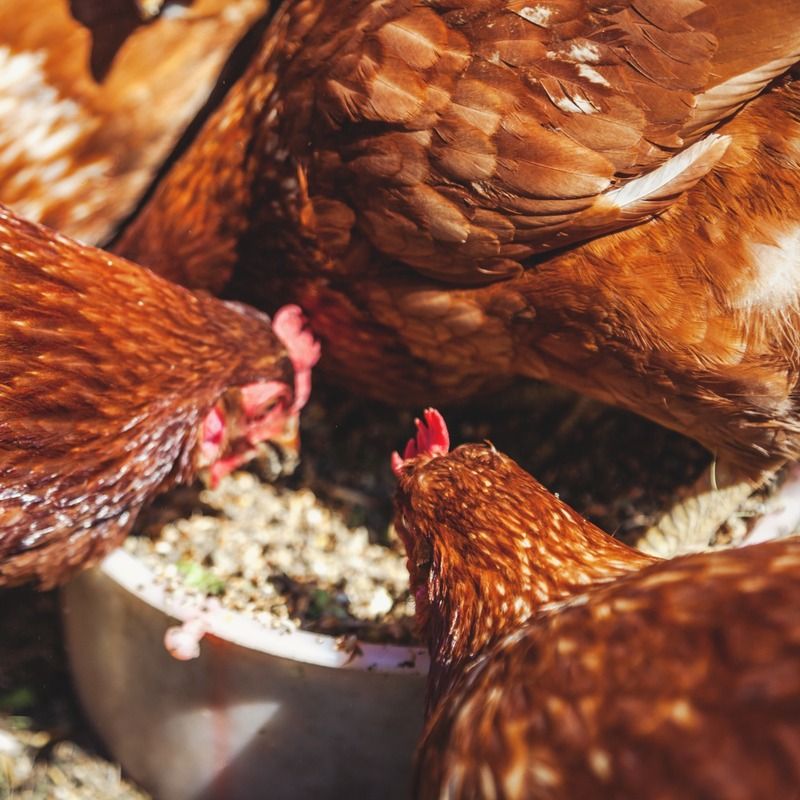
[{"x1": 393, "y1": 423, "x2": 800, "y2": 799}]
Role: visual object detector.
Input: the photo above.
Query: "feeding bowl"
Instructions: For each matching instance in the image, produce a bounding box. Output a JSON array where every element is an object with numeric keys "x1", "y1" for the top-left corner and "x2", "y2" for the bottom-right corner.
[{"x1": 61, "y1": 549, "x2": 428, "y2": 800}]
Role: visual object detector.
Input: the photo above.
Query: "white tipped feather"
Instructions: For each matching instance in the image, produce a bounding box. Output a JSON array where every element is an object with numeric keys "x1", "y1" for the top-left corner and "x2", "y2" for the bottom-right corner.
[
  {"x1": 686, "y1": 54, "x2": 800, "y2": 138},
  {"x1": 605, "y1": 135, "x2": 731, "y2": 211}
]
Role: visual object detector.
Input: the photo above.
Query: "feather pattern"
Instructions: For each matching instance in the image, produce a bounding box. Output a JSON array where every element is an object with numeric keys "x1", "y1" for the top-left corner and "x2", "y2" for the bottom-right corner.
[
  {"x1": 0, "y1": 0, "x2": 270, "y2": 244},
  {"x1": 0, "y1": 204, "x2": 293, "y2": 587},
  {"x1": 394, "y1": 437, "x2": 800, "y2": 799},
  {"x1": 111, "y1": 1, "x2": 800, "y2": 473}
]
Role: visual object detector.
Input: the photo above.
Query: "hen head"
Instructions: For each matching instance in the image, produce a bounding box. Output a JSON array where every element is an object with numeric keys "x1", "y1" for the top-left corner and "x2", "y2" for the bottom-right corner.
[
  {"x1": 392, "y1": 411, "x2": 555, "y2": 647},
  {"x1": 196, "y1": 304, "x2": 321, "y2": 487},
  {"x1": 391, "y1": 409, "x2": 451, "y2": 617}
]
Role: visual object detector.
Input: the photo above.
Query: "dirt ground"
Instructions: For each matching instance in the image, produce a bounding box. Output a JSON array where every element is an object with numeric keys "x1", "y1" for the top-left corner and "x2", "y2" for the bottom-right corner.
[{"x1": 0, "y1": 379, "x2": 710, "y2": 799}]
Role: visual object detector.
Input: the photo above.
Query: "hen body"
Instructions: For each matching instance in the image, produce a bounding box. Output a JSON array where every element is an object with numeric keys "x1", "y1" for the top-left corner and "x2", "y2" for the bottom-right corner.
[
  {"x1": 393, "y1": 415, "x2": 800, "y2": 799},
  {"x1": 0, "y1": 204, "x2": 308, "y2": 588},
  {"x1": 113, "y1": 0, "x2": 800, "y2": 479},
  {"x1": 0, "y1": 0, "x2": 270, "y2": 243}
]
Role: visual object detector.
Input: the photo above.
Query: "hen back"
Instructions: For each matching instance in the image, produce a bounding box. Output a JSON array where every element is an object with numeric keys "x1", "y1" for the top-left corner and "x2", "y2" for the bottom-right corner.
[
  {"x1": 417, "y1": 536, "x2": 800, "y2": 799},
  {"x1": 0, "y1": 204, "x2": 292, "y2": 588}
]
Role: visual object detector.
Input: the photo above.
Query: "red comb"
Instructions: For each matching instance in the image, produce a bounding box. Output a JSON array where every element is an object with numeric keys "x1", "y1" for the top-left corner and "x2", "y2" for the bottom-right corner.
[
  {"x1": 272, "y1": 305, "x2": 321, "y2": 412},
  {"x1": 391, "y1": 408, "x2": 450, "y2": 476}
]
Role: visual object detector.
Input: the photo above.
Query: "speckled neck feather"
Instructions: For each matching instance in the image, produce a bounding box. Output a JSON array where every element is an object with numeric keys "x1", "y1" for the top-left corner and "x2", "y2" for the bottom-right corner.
[{"x1": 395, "y1": 443, "x2": 656, "y2": 714}]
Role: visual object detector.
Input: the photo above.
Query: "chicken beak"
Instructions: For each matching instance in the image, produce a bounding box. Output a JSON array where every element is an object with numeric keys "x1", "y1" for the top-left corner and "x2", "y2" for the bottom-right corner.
[
  {"x1": 271, "y1": 412, "x2": 300, "y2": 457},
  {"x1": 248, "y1": 413, "x2": 301, "y2": 482}
]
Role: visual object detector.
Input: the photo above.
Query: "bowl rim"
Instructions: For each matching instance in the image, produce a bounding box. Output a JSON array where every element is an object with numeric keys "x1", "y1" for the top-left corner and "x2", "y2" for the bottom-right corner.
[{"x1": 96, "y1": 548, "x2": 429, "y2": 675}]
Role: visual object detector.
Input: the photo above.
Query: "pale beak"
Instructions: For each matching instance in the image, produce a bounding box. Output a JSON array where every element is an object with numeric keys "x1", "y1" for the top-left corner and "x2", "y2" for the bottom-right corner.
[
  {"x1": 270, "y1": 412, "x2": 300, "y2": 456},
  {"x1": 248, "y1": 413, "x2": 301, "y2": 482}
]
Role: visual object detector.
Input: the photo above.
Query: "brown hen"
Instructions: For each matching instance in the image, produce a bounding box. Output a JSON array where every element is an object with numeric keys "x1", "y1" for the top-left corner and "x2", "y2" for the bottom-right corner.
[
  {"x1": 393, "y1": 410, "x2": 800, "y2": 799},
  {"x1": 109, "y1": 0, "x2": 800, "y2": 551},
  {"x1": 0, "y1": 203, "x2": 318, "y2": 588},
  {"x1": 0, "y1": 0, "x2": 270, "y2": 244}
]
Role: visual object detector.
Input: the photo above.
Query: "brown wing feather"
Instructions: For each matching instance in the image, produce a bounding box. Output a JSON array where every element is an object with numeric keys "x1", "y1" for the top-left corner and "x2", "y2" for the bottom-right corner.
[
  {"x1": 117, "y1": 0, "x2": 799, "y2": 293},
  {"x1": 263, "y1": 0, "x2": 797, "y2": 284},
  {"x1": 282, "y1": 0, "x2": 717, "y2": 280},
  {"x1": 687, "y1": 0, "x2": 800, "y2": 130}
]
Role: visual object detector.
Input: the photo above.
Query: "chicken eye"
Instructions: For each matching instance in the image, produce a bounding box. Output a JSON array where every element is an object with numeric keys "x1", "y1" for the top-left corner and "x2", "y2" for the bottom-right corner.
[
  {"x1": 415, "y1": 540, "x2": 433, "y2": 573},
  {"x1": 239, "y1": 382, "x2": 288, "y2": 420},
  {"x1": 249, "y1": 397, "x2": 280, "y2": 420}
]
